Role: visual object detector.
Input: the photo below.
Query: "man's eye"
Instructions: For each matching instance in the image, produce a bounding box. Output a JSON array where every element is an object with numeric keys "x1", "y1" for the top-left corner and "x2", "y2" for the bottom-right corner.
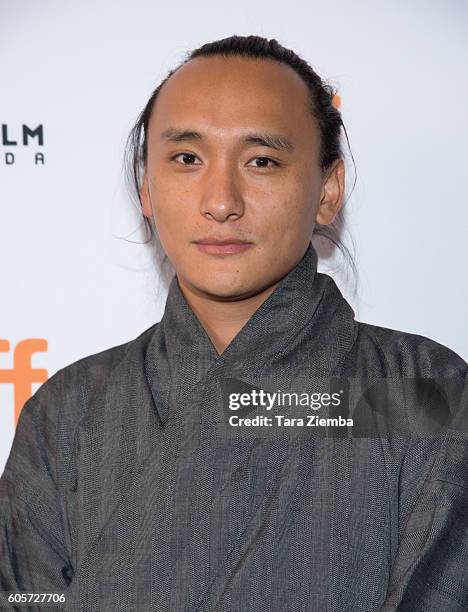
[
  {"x1": 171, "y1": 153, "x2": 201, "y2": 165},
  {"x1": 248, "y1": 157, "x2": 279, "y2": 168}
]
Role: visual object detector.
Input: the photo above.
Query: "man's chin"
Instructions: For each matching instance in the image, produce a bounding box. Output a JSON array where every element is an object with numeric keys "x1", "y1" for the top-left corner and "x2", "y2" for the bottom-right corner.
[
  {"x1": 196, "y1": 282, "x2": 254, "y2": 302},
  {"x1": 185, "y1": 271, "x2": 264, "y2": 301}
]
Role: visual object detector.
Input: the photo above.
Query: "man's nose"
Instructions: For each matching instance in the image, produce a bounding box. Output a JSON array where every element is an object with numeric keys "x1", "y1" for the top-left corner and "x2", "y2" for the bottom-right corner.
[{"x1": 199, "y1": 163, "x2": 245, "y2": 222}]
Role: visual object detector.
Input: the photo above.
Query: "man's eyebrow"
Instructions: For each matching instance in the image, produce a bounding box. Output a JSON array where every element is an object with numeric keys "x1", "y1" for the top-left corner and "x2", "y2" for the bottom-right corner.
[
  {"x1": 160, "y1": 128, "x2": 202, "y2": 143},
  {"x1": 160, "y1": 127, "x2": 295, "y2": 152},
  {"x1": 244, "y1": 132, "x2": 295, "y2": 153}
]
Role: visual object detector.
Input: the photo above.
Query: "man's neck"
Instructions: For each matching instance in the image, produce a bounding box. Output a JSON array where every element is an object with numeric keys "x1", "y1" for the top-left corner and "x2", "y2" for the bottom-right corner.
[{"x1": 177, "y1": 278, "x2": 281, "y2": 355}]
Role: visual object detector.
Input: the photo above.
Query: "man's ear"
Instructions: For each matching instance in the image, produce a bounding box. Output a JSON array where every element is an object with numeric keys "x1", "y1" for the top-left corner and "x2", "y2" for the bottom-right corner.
[
  {"x1": 140, "y1": 172, "x2": 153, "y2": 218},
  {"x1": 315, "y1": 158, "x2": 345, "y2": 225}
]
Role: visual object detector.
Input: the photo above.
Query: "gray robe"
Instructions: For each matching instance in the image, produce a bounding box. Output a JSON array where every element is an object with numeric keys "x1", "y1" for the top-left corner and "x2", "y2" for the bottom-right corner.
[{"x1": 1, "y1": 243, "x2": 468, "y2": 611}]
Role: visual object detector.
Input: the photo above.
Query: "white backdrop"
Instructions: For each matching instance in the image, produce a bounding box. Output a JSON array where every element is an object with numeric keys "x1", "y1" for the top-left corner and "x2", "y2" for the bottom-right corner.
[{"x1": 1, "y1": 0, "x2": 467, "y2": 473}]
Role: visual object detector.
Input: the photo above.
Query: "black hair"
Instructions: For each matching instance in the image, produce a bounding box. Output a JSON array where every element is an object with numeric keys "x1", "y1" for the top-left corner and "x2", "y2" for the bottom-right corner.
[{"x1": 124, "y1": 34, "x2": 357, "y2": 288}]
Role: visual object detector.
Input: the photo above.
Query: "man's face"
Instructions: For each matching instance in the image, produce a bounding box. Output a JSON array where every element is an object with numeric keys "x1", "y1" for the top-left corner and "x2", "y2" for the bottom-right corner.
[{"x1": 141, "y1": 56, "x2": 342, "y2": 300}]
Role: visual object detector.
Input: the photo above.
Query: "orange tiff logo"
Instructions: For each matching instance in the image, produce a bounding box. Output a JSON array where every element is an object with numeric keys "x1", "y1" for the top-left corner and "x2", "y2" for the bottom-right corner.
[{"x1": 0, "y1": 339, "x2": 48, "y2": 426}]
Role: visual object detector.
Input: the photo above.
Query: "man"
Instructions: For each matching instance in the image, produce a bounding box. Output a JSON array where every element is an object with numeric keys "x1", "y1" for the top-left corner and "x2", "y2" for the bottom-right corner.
[{"x1": 1, "y1": 35, "x2": 467, "y2": 611}]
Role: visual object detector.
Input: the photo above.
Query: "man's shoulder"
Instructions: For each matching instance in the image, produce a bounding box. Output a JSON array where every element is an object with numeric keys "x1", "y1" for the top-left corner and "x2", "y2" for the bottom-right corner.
[
  {"x1": 26, "y1": 323, "x2": 159, "y2": 424},
  {"x1": 3, "y1": 323, "x2": 160, "y2": 487},
  {"x1": 355, "y1": 320, "x2": 467, "y2": 378}
]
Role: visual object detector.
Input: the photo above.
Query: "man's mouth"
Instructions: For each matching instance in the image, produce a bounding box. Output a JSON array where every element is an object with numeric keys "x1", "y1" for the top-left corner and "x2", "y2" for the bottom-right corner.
[{"x1": 193, "y1": 237, "x2": 254, "y2": 256}]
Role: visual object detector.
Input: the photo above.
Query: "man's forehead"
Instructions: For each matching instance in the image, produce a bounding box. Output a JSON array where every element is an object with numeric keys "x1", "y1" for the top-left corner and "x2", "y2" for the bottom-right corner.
[
  {"x1": 148, "y1": 57, "x2": 316, "y2": 144},
  {"x1": 167, "y1": 54, "x2": 303, "y2": 85},
  {"x1": 156, "y1": 56, "x2": 311, "y2": 110}
]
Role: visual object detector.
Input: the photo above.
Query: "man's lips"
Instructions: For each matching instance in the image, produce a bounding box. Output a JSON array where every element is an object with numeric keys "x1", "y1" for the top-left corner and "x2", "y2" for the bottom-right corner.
[{"x1": 193, "y1": 238, "x2": 254, "y2": 256}]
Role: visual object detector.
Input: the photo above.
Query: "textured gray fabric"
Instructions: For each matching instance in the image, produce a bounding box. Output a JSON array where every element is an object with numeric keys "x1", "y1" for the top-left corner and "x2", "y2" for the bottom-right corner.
[{"x1": 1, "y1": 242, "x2": 467, "y2": 611}]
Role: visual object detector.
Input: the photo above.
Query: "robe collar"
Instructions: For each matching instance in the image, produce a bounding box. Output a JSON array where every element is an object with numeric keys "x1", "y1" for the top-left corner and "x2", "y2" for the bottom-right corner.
[{"x1": 145, "y1": 241, "x2": 358, "y2": 426}]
